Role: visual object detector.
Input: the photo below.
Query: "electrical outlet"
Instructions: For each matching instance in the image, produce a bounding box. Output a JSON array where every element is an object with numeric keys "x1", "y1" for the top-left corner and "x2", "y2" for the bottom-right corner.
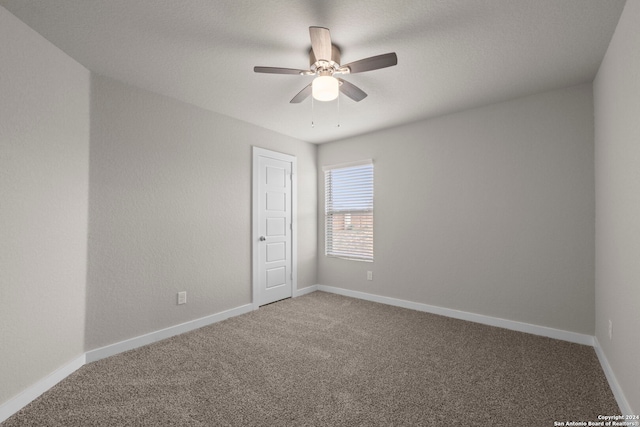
[
  {"x1": 367, "y1": 271, "x2": 373, "y2": 281},
  {"x1": 178, "y1": 291, "x2": 187, "y2": 305},
  {"x1": 608, "y1": 319, "x2": 612, "y2": 340}
]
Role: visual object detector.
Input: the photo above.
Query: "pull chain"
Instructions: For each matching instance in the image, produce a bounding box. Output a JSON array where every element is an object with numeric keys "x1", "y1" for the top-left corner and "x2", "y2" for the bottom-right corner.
[
  {"x1": 311, "y1": 96, "x2": 315, "y2": 128},
  {"x1": 336, "y1": 92, "x2": 340, "y2": 128}
]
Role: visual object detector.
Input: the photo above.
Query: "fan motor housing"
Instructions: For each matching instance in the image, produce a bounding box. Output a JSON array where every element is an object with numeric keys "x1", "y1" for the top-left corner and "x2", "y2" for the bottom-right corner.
[{"x1": 309, "y1": 44, "x2": 341, "y2": 68}]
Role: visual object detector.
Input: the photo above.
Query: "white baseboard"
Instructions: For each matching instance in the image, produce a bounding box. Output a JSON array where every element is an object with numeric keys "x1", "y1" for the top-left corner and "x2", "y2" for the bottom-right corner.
[
  {"x1": 294, "y1": 284, "x2": 318, "y2": 298},
  {"x1": 593, "y1": 337, "x2": 634, "y2": 415},
  {"x1": 0, "y1": 354, "x2": 86, "y2": 423},
  {"x1": 316, "y1": 285, "x2": 595, "y2": 346},
  {"x1": 86, "y1": 303, "x2": 254, "y2": 363}
]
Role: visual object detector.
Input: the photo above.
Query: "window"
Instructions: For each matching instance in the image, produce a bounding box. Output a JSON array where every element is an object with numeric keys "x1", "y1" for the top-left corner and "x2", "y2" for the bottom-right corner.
[{"x1": 324, "y1": 160, "x2": 374, "y2": 261}]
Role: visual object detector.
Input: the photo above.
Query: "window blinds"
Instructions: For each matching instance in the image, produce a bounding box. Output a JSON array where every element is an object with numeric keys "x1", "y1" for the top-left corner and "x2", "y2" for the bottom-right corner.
[{"x1": 324, "y1": 160, "x2": 373, "y2": 261}]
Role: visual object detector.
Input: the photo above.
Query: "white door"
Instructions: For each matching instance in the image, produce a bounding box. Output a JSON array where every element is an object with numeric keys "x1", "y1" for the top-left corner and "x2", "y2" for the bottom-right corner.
[{"x1": 252, "y1": 147, "x2": 296, "y2": 307}]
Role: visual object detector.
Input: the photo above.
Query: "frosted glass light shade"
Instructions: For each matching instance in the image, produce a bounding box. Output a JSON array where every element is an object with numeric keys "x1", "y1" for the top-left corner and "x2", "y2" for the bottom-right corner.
[{"x1": 312, "y1": 76, "x2": 339, "y2": 101}]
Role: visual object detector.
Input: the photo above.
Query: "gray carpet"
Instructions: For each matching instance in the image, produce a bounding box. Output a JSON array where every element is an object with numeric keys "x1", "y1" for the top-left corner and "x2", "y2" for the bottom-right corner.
[{"x1": 3, "y1": 291, "x2": 619, "y2": 426}]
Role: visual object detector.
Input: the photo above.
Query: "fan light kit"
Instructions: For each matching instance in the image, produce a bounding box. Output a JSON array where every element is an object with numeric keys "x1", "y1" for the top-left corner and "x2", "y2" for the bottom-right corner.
[
  {"x1": 312, "y1": 75, "x2": 339, "y2": 101},
  {"x1": 254, "y1": 26, "x2": 398, "y2": 104}
]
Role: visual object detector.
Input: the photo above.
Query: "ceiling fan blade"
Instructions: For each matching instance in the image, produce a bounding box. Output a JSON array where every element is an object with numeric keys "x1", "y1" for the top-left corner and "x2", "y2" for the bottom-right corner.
[
  {"x1": 254, "y1": 66, "x2": 306, "y2": 75},
  {"x1": 290, "y1": 84, "x2": 312, "y2": 103},
  {"x1": 309, "y1": 26, "x2": 332, "y2": 62},
  {"x1": 342, "y1": 52, "x2": 398, "y2": 74},
  {"x1": 337, "y1": 78, "x2": 367, "y2": 102}
]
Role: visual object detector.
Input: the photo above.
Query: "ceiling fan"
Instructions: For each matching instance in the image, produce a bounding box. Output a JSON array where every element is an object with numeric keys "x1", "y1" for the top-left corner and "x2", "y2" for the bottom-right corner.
[{"x1": 254, "y1": 26, "x2": 397, "y2": 104}]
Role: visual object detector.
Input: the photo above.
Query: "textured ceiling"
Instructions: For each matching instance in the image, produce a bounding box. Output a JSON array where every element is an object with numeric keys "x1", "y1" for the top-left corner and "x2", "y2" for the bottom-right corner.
[{"x1": 0, "y1": 0, "x2": 626, "y2": 143}]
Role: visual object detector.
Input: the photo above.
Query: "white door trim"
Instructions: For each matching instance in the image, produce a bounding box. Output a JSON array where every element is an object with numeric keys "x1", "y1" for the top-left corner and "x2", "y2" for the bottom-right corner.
[{"x1": 252, "y1": 146, "x2": 297, "y2": 310}]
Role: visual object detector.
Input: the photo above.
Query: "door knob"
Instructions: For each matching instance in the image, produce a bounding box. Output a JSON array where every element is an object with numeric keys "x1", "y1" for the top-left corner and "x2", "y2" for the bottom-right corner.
[{"x1": 259, "y1": 236, "x2": 266, "y2": 241}]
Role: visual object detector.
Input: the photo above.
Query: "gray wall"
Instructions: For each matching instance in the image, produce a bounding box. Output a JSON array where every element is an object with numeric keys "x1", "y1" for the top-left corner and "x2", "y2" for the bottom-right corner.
[
  {"x1": 86, "y1": 75, "x2": 317, "y2": 350},
  {"x1": 318, "y1": 84, "x2": 595, "y2": 335},
  {"x1": 594, "y1": 0, "x2": 640, "y2": 414},
  {"x1": 0, "y1": 7, "x2": 90, "y2": 405}
]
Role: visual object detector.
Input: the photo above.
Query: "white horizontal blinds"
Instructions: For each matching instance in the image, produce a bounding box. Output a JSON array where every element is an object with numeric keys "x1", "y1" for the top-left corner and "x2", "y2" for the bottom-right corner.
[{"x1": 324, "y1": 161, "x2": 373, "y2": 261}]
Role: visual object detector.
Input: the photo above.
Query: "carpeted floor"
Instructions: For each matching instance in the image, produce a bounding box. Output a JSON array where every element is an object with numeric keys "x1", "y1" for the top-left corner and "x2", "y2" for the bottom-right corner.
[{"x1": 3, "y1": 291, "x2": 619, "y2": 426}]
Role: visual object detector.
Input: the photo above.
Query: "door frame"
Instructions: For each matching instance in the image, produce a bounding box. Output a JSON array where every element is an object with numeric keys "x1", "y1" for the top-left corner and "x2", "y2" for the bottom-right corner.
[{"x1": 252, "y1": 146, "x2": 297, "y2": 310}]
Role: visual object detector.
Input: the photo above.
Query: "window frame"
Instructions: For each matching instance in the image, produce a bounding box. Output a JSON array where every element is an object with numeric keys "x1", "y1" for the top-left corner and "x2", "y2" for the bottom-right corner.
[{"x1": 323, "y1": 160, "x2": 374, "y2": 262}]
